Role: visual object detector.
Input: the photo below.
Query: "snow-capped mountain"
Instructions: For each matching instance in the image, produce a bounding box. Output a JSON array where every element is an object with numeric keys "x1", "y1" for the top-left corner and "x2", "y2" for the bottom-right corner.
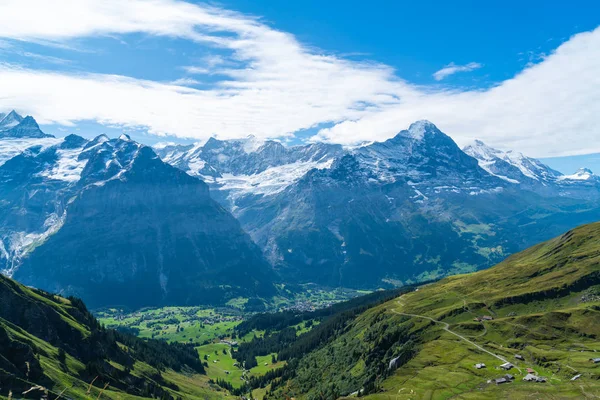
[
  {"x1": 4, "y1": 110, "x2": 599, "y2": 295},
  {"x1": 0, "y1": 115, "x2": 275, "y2": 308},
  {"x1": 155, "y1": 136, "x2": 344, "y2": 209},
  {"x1": 354, "y1": 121, "x2": 503, "y2": 196},
  {"x1": 0, "y1": 111, "x2": 54, "y2": 139},
  {"x1": 0, "y1": 110, "x2": 24, "y2": 131},
  {"x1": 157, "y1": 120, "x2": 600, "y2": 287},
  {"x1": 559, "y1": 167, "x2": 598, "y2": 181},
  {"x1": 464, "y1": 140, "x2": 599, "y2": 199},
  {"x1": 463, "y1": 139, "x2": 563, "y2": 184}
]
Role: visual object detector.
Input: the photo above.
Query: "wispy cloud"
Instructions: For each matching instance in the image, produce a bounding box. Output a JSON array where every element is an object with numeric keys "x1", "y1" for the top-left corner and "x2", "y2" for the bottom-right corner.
[
  {"x1": 181, "y1": 66, "x2": 212, "y2": 75},
  {"x1": 0, "y1": 1, "x2": 598, "y2": 157},
  {"x1": 433, "y1": 62, "x2": 483, "y2": 81},
  {"x1": 169, "y1": 77, "x2": 201, "y2": 86}
]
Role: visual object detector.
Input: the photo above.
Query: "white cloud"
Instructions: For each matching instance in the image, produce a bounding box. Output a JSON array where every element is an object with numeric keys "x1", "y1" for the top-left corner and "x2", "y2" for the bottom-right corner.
[
  {"x1": 432, "y1": 62, "x2": 483, "y2": 81},
  {"x1": 0, "y1": 0, "x2": 598, "y2": 157},
  {"x1": 169, "y1": 77, "x2": 201, "y2": 86}
]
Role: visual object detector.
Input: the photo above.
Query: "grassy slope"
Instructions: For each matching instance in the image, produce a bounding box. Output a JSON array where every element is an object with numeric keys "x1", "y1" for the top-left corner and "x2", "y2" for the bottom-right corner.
[
  {"x1": 0, "y1": 276, "x2": 225, "y2": 399},
  {"x1": 366, "y1": 222, "x2": 600, "y2": 399},
  {"x1": 276, "y1": 222, "x2": 600, "y2": 400}
]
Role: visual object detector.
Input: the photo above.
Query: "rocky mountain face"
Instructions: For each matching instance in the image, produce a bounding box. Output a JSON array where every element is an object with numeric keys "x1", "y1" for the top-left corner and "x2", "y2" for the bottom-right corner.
[
  {"x1": 0, "y1": 112, "x2": 274, "y2": 308},
  {"x1": 155, "y1": 137, "x2": 344, "y2": 209},
  {"x1": 2, "y1": 108, "x2": 598, "y2": 299},
  {"x1": 0, "y1": 110, "x2": 53, "y2": 138},
  {"x1": 157, "y1": 121, "x2": 600, "y2": 288}
]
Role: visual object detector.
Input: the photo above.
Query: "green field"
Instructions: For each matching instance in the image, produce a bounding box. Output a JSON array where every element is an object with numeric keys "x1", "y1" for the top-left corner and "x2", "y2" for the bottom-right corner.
[
  {"x1": 97, "y1": 306, "x2": 244, "y2": 344},
  {"x1": 197, "y1": 343, "x2": 285, "y2": 389}
]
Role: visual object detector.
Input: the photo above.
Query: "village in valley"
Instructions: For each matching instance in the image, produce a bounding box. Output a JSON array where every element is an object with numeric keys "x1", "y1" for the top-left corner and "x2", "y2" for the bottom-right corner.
[{"x1": 94, "y1": 289, "x2": 357, "y2": 394}]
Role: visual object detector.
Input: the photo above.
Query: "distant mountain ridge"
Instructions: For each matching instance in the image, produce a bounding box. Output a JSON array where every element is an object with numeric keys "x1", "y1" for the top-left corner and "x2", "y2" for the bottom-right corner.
[
  {"x1": 156, "y1": 120, "x2": 600, "y2": 288},
  {"x1": 0, "y1": 112, "x2": 275, "y2": 308},
  {"x1": 0, "y1": 110, "x2": 54, "y2": 139},
  {"x1": 1, "y1": 110, "x2": 599, "y2": 301}
]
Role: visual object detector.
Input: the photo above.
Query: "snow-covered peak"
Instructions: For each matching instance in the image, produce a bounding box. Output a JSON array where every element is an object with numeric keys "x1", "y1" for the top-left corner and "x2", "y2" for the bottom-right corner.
[
  {"x1": 119, "y1": 133, "x2": 132, "y2": 141},
  {"x1": 559, "y1": 167, "x2": 596, "y2": 181},
  {"x1": 83, "y1": 134, "x2": 110, "y2": 150},
  {"x1": 236, "y1": 135, "x2": 266, "y2": 154},
  {"x1": 0, "y1": 110, "x2": 24, "y2": 131},
  {"x1": 463, "y1": 140, "x2": 504, "y2": 161},
  {"x1": 0, "y1": 115, "x2": 54, "y2": 139},
  {"x1": 464, "y1": 140, "x2": 562, "y2": 183},
  {"x1": 400, "y1": 120, "x2": 438, "y2": 140},
  {"x1": 153, "y1": 141, "x2": 178, "y2": 150}
]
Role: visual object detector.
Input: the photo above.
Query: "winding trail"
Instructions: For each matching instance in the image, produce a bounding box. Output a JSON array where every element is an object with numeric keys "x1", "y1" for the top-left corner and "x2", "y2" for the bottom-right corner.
[{"x1": 393, "y1": 302, "x2": 522, "y2": 373}]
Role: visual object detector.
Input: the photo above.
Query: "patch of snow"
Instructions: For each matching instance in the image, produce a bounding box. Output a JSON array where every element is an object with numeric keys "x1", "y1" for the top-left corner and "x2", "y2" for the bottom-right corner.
[
  {"x1": 494, "y1": 174, "x2": 520, "y2": 184},
  {"x1": 401, "y1": 120, "x2": 435, "y2": 140},
  {"x1": 153, "y1": 141, "x2": 178, "y2": 149},
  {"x1": 412, "y1": 189, "x2": 429, "y2": 201},
  {"x1": 559, "y1": 168, "x2": 595, "y2": 181},
  {"x1": 38, "y1": 147, "x2": 88, "y2": 182},
  {"x1": 240, "y1": 135, "x2": 265, "y2": 154},
  {"x1": 469, "y1": 187, "x2": 504, "y2": 196},
  {"x1": 217, "y1": 159, "x2": 333, "y2": 199},
  {"x1": 187, "y1": 157, "x2": 206, "y2": 174},
  {"x1": 0, "y1": 138, "x2": 61, "y2": 166},
  {"x1": 2, "y1": 211, "x2": 66, "y2": 276}
]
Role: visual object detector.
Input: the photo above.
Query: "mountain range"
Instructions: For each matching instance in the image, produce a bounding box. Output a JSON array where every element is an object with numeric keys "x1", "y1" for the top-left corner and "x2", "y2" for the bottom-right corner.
[
  {"x1": 156, "y1": 120, "x2": 600, "y2": 287},
  {"x1": 0, "y1": 111, "x2": 275, "y2": 308},
  {"x1": 1, "y1": 110, "x2": 599, "y2": 307}
]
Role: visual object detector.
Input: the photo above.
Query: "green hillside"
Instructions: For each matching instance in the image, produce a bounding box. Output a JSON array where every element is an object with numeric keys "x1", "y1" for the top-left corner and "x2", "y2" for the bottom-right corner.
[
  {"x1": 266, "y1": 222, "x2": 600, "y2": 399},
  {"x1": 0, "y1": 275, "x2": 225, "y2": 399}
]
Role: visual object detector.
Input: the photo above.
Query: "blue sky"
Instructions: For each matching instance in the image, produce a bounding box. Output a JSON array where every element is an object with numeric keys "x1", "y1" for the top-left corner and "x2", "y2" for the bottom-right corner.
[{"x1": 0, "y1": 0, "x2": 599, "y2": 172}]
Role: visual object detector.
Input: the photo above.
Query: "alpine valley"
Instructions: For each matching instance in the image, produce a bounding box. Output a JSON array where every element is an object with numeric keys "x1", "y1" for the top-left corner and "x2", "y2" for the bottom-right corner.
[{"x1": 1, "y1": 110, "x2": 600, "y2": 309}]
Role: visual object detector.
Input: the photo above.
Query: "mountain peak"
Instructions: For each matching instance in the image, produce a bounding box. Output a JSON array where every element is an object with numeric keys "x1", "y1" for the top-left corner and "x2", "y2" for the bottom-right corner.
[
  {"x1": 560, "y1": 167, "x2": 596, "y2": 181},
  {"x1": 118, "y1": 133, "x2": 132, "y2": 141},
  {"x1": 463, "y1": 139, "x2": 504, "y2": 161},
  {"x1": 61, "y1": 134, "x2": 88, "y2": 149},
  {"x1": 0, "y1": 110, "x2": 24, "y2": 131},
  {"x1": 403, "y1": 120, "x2": 439, "y2": 140},
  {"x1": 0, "y1": 115, "x2": 54, "y2": 139},
  {"x1": 464, "y1": 140, "x2": 563, "y2": 183}
]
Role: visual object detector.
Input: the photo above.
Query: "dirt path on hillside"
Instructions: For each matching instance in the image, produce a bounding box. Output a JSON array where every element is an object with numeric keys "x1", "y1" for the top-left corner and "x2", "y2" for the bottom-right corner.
[{"x1": 393, "y1": 302, "x2": 522, "y2": 373}]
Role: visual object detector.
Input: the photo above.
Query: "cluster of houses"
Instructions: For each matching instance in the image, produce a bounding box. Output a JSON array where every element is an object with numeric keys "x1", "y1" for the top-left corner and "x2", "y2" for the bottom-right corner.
[
  {"x1": 200, "y1": 314, "x2": 243, "y2": 326},
  {"x1": 488, "y1": 374, "x2": 515, "y2": 385},
  {"x1": 221, "y1": 339, "x2": 239, "y2": 346},
  {"x1": 473, "y1": 315, "x2": 494, "y2": 322},
  {"x1": 523, "y1": 373, "x2": 547, "y2": 383},
  {"x1": 479, "y1": 354, "x2": 549, "y2": 385},
  {"x1": 477, "y1": 353, "x2": 599, "y2": 386},
  {"x1": 280, "y1": 300, "x2": 320, "y2": 312}
]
